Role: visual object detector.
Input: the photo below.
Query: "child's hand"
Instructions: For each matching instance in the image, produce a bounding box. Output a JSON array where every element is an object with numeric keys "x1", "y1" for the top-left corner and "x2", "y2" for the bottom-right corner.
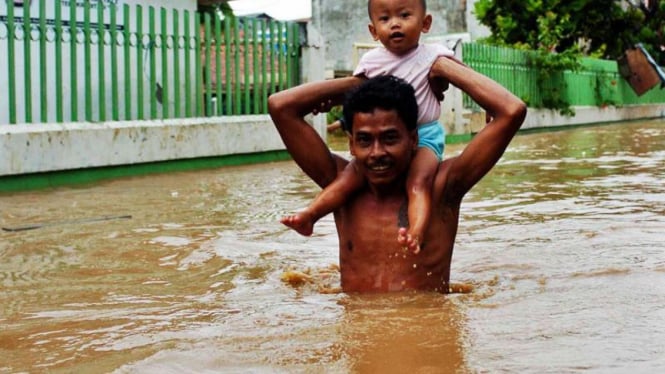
[{"x1": 428, "y1": 76, "x2": 450, "y2": 101}]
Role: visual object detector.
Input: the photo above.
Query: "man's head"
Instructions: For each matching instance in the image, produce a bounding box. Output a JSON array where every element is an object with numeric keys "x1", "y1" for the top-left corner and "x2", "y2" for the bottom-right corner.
[
  {"x1": 342, "y1": 76, "x2": 419, "y2": 187},
  {"x1": 367, "y1": 0, "x2": 432, "y2": 56},
  {"x1": 342, "y1": 75, "x2": 418, "y2": 133}
]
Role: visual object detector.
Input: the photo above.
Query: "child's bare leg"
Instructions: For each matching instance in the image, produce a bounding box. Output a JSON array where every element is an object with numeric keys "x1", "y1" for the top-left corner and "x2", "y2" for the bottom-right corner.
[
  {"x1": 281, "y1": 160, "x2": 364, "y2": 236},
  {"x1": 397, "y1": 148, "x2": 439, "y2": 253}
]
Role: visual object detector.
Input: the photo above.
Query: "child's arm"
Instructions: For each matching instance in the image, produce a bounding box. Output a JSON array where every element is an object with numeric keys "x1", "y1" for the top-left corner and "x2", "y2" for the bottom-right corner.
[{"x1": 428, "y1": 55, "x2": 468, "y2": 101}]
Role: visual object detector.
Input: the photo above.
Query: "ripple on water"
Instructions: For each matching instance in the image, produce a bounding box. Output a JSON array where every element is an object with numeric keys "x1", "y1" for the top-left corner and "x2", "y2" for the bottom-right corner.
[{"x1": 2, "y1": 120, "x2": 665, "y2": 372}]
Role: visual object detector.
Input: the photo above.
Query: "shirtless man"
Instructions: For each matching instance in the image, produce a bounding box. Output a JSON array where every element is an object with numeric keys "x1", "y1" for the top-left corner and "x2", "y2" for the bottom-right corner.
[{"x1": 268, "y1": 56, "x2": 526, "y2": 293}]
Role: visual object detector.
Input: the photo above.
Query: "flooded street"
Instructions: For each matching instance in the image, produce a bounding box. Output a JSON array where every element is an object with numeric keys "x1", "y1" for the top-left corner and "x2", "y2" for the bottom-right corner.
[{"x1": 1, "y1": 119, "x2": 664, "y2": 373}]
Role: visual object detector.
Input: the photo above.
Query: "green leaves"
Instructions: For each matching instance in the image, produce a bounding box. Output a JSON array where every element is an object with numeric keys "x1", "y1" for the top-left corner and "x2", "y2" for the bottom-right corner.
[
  {"x1": 474, "y1": 0, "x2": 664, "y2": 63},
  {"x1": 473, "y1": 0, "x2": 665, "y2": 113}
]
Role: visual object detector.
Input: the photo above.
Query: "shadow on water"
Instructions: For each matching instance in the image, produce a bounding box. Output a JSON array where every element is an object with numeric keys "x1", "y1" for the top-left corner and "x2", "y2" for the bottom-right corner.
[{"x1": 1, "y1": 120, "x2": 664, "y2": 372}]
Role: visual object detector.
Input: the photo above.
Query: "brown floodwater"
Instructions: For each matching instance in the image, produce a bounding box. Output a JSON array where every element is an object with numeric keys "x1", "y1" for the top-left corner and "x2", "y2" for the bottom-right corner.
[{"x1": 1, "y1": 119, "x2": 664, "y2": 373}]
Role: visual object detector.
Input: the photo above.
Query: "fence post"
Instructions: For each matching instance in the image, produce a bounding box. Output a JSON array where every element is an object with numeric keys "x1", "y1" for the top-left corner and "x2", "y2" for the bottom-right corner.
[
  {"x1": 444, "y1": 42, "x2": 469, "y2": 136},
  {"x1": 6, "y1": 0, "x2": 17, "y2": 124},
  {"x1": 300, "y1": 23, "x2": 326, "y2": 136}
]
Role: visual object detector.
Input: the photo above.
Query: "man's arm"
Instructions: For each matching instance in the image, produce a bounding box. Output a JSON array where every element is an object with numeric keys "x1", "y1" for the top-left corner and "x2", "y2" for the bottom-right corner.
[
  {"x1": 430, "y1": 56, "x2": 527, "y2": 201},
  {"x1": 268, "y1": 76, "x2": 364, "y2": 188}
]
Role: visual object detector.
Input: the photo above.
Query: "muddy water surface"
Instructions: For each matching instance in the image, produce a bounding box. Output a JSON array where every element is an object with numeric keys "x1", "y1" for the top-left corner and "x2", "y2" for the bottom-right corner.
[{"x1": 1, "y1": 120, "x2": 664, "y2": 373}]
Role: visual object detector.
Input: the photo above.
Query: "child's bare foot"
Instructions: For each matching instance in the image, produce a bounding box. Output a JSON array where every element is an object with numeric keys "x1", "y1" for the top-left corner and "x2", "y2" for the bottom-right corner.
[
  {"x1": 397, "y1": 227, "x2": 421, "y2": 254},
  {"x1": 280, "y1": 212, "x2": 315, "y2": 236}
]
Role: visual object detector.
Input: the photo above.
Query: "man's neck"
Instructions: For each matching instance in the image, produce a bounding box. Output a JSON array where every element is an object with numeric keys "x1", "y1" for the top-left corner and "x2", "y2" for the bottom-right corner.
[{"x1": 366, "y1": 179, "x2": 407, "y2": 201}]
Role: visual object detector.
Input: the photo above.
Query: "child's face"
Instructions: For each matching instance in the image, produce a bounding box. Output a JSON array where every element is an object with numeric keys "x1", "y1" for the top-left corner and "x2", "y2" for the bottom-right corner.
[{"x1": 368, "y1": 0, "x2": 432, "y2": 55}]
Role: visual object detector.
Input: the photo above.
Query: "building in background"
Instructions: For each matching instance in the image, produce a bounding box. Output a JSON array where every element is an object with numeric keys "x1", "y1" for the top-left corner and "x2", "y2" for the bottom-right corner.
[
  {"x1": 228, "y1": 0, "x2": 311, "y2": 21},
  {"x1": 310, "y1": 0, "x2": 489, "y2": 77}
]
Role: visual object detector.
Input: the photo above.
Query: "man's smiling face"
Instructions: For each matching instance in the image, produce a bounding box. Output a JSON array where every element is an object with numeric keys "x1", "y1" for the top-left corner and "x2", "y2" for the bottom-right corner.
[{"x1": 349, "y1": 108, "x2": 417, "y2": 188}]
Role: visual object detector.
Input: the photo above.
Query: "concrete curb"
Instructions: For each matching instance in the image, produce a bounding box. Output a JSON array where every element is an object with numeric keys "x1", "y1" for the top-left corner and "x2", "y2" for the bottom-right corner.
[{"x1": 0, "y1": 115, "x2": 287, "y2": 176}]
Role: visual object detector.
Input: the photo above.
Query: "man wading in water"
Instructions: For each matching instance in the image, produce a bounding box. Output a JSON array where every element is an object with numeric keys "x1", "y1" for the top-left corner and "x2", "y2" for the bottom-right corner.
[{"x1": 268, "y1": 56, "x2": 526, "y2": 293}]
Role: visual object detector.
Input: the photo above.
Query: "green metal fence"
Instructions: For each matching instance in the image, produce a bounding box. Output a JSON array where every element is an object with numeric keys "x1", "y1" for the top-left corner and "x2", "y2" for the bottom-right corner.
[
  {"x1": 0, "y1": 0, "x2": 301, "y2": 125},
  {"x1": 462, "y1": 43, "x2": 665, "y2": 110}
]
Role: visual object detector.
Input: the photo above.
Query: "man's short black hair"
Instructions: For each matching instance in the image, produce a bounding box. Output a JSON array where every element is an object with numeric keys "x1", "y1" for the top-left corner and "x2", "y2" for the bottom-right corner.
[
  {"x1": 367, "y1": 0, "x2": 427, "y2": 18},
  {"x1": 342, "y1": 75, "x2": 418, "y2": 133}
]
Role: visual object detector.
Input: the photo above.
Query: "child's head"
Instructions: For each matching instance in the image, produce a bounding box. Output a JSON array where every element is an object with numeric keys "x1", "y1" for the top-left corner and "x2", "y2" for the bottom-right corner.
[
  {"x1": 367, "y1": 0, "x2": 432, "y2": 56},
  {"x1": 342, "y1": 75, "x2": 418, "y2": 134}
]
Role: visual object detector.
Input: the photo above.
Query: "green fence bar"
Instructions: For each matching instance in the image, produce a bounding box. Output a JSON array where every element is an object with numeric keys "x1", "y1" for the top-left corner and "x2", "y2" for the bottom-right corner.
[
  {"x1": 184, "y1": 10, "x2": 192, "y2": 117},
  {"x1": 224, "y1": 17, "x2": 232, "y2": 115},
  {"x1": 70, "y1": 1, "x2": 77, "y2": 121},
  {"x1": 293, "y1": 23, "x2": 300, "y2": 87},
  {"x1": 84, "y1": 0, "x2": 94, "y2": 121},
  {"x1": 84, "y1": 0, "x2": 92, "y2": 121},
  {"x1": 252, "y1": 18, "x2": 259, "y2": 114},
  {"x1": 23, "y1": 1, "x2": 32, "y2": 123},
  {"x1": 243, "y1": 20, "x2": 250, "y2": 114},
  {"x1": 233, "y1": 18, "x2": 240, "y2": 114},
  {"x1": 172, "y1": 9, "x2": 180, "y2": 118},
  {"x1": 55, "y1": 1, "x2": 63, "y2": 122},
  {"x1": 203, "y1": 12, "x2": 212, "y2": 116},
  {"x1": 194, "y1": 12, "x2": 203, "y2": 117},
  {"x1": 123, "y1": 5, "x2": 131, "y2": 120},
  {"x1": 97, "y1": 2, "x2": 106, "y2": 121},
  {"x1": 279, "y1": 22, "x2": 286, "y2": 92},
  {"x1": 6, "y1": 0, "x2": 16, "y2": 124},
  {"x1": 39, "y1": 0, "x2": 47, "y2": 122},
  {"x1": 286, "y1": 22, "x2": 293, "y2": 88},
  {"x1": 110, "y1": 3, "x2": 119, "y2": 121},
  {"x1": 270, "y1": 21, "x2": 277, "y2": 96},
  {"x1": 214, "y1": 14, "x2": 222, "y2": 116},
  {"x1": 161, "y1": 8, "x2": 168, "y2": 119},
  {"x1": 261, "y1": 20, "x2": 268, "y2": 113},
  {"x1": 148, "y1": 7, "x2": 156, "y2": 119},
  {"x1": 136, "y1": 5, "x2": 144, "y2": 120}
]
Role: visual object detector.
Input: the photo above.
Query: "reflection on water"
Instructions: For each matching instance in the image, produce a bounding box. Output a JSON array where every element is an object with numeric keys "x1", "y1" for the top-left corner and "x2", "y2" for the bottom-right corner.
[{"x1": 1, "y1": 120, "x2": 664, "y2": 372}]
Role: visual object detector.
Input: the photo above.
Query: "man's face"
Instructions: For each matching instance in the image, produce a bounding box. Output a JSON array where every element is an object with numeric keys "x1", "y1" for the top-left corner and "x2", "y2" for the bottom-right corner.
[
  {"x1": 368, "y1": 0, "x2": 431, "y2": 56},
  {"x1": 348, "y1": 108, "x2": 417, "y2": 187}
]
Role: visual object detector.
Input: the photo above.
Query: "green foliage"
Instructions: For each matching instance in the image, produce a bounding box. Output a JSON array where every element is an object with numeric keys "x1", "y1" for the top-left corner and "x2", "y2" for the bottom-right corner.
[
  {"x1": 530, "y1": 48, "x2": 580, "y2": 115},
  {"x1": 474, "y1": 0, "x2": 665, "y2": 114},
  {"x1": 198, "y1": 1, "x2": 236, "y2": 24},
  {"x1": 326, "y1": 105, "x2": 343, "y2": 125}
]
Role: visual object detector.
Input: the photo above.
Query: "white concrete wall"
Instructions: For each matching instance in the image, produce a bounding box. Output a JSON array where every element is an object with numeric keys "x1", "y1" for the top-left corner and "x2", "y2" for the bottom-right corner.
[
  {"x1": 3, "y1": 102, "x2": 662, "y2": 177},
  {"x1": 0, "y1": 115, "x2": 283, "y2": 176},
  {"x1": 521, "y1": 104, "x2": 665, "y2": 130}
]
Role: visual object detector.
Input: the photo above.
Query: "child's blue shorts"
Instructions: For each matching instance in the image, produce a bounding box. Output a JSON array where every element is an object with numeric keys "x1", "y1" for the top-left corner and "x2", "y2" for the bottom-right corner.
[{"x1": 417, "y1": 120, "x2": 446, "y2": 161}]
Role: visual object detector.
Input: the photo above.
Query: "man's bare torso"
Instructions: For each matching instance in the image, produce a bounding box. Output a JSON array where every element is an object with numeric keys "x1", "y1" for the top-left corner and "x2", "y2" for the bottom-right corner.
[{"x1": 333, "y1": 161, "x2": 460, "y2": 294}]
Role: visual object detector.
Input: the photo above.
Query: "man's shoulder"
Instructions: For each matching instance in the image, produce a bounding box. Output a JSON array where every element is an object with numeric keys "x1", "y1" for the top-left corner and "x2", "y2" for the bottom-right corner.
[
  {"x1": 432, "y1": 156, "x2": 463, "y2": 206},
  {"x1": 435, "y1": 157, "x2": 454, "y2": 185}
]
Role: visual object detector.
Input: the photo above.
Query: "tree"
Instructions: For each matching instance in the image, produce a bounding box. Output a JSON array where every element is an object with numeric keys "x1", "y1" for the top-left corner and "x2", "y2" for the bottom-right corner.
[
  {"x1": 473, "y1": 0, "x2": 664, "y2": 114},
  {"x1": 474, "y1": 0, "x2": 664, "y2": 64},
  {"x1": 198, "y1": 0, "x2": 235, "y2": 23}
]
